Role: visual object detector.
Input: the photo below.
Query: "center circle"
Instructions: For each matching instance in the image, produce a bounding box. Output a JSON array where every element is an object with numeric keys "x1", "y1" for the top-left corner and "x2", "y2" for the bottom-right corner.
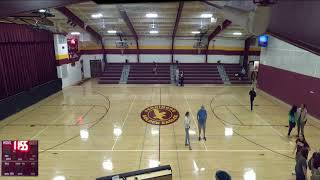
[{"x1": 140, "y1": 105, "x2": 180, "y2": 125}]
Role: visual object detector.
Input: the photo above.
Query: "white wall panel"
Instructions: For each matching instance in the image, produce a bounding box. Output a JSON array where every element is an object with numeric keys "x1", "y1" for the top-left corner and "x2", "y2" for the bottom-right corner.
[
  {"x1": 140, "y1": 55, "x2": 171, "y2": 63},
  {"x1": 260, "y1": 35, "x2": 320, "y2": 78},
  {"x1": 174, "y1": 55, "x2": 205, "y2": 63},
  {"x1": 107, "y1": 54, "x2": 137, "y2": 63},
  {"x1": 56, "y1": 62, "x2": 82, "y2": 88},
  {"x1": 207, "y1": 55, "x2": 240, "y2": 63}
]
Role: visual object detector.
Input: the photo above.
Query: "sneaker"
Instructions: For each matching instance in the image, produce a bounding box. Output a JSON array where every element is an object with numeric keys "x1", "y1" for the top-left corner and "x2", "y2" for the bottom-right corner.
[
  {"x1": 189, "y1": 147, "x2": 192, "y2": 150},
  {"x1": 198, "y1": 137, "x2": 201, "y2": 141},
  {"x1": 292, "y1": 171, "x2": 296, "y2": 175},
  {"x1": 204, "y1": 137, "x2": 207, "y2": 141}
]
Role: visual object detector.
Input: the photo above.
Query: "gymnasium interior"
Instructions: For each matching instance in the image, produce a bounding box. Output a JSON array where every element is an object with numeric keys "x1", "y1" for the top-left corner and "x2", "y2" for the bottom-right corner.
[{"x1": 0, "y1": 0, "x2": 319, "y2": 179}]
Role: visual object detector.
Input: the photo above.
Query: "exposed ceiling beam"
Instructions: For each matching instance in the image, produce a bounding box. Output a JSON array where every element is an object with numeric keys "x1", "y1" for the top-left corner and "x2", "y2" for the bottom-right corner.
[
  {"x1": 0, "y1": 0, "x2": 89, "y2": 18},
  {"x1": 117, "y1": 5, "x2": 137, "y2": 40},
  {"x1": 208, "y1": 19, "x2": 232, "y2": 42},
  {"x1": 117, "y1": 5, "x2": 140, "y2": 62},
  {"x1": 171, "y1": 2, "x2": 184, "y2": 63},
  {"x1": 205, "y1": 19, "x2": 232, "y2": 63},
  {"x1": 56, "y1": 7, "x2": 102, "y2": 42},
  {"x1": 202, "y1": 0, "x2": 223, "y2": 9},
  {"x1": 172, "y1": 2, "x2": 184, "y2": 38}
]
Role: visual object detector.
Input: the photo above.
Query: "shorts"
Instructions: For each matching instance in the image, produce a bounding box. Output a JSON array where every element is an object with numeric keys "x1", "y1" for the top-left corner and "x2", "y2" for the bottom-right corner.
[{"x1": 198, "y1": 121, "x2": 206, "y2": 129}]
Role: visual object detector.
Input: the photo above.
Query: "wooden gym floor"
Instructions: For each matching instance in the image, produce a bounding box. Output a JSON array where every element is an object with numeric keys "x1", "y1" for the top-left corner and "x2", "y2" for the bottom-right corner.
[{"x1": 1, "y1": 80, "x2": 320, "y2": 180}]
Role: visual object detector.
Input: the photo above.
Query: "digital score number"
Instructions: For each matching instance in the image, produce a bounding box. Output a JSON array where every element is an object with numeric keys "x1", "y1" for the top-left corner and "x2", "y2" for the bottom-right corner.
[
  {"x1": 1, "y1": 140, "x2": 38, "y2": 176},
  {"x1": 13, "y1": 141, "x2": 29, "y2": 152}
]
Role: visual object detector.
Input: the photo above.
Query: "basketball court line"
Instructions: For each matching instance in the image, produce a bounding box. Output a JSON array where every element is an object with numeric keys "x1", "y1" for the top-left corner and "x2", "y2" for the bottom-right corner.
[
  {"x1": 214, "y1": 94, "x2": 291, "y2": 143},
  {"x1": 241, "y1": 93, "x2": 295, "y2": 146},
  {"x1": 38, "y1": 90, "x2": 111, "y2": 153},
  {"x1": 183, "y1": 95, "x2": 208, "y2": 151},
  {"x1": 138, "y1": 89, "x2": 154, "y2": 169},
  {"x1": 44, "y1": 149, "x2": 292, "y2": 152},
  {"x1": 210, "y1": 95, "x2": 296, "y2": 160},
  {"x1": 30, "y1": 113, "x2": 66, "y2": 140},
  {"x1": 111, "y1": 95, "x2": 136, "y2": 151},
  {"x1": 172, "y1": 123, "x2": 182, "y2": 180}
]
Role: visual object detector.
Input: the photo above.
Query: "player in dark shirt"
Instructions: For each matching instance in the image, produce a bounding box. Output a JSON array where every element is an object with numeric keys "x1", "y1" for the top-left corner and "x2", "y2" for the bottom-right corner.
[
  {"x1": 295, "y1": 147, "x2": 308, "y2": 180},
  {"x1": 249, "y1": 88, "x2": 256, "y2": 111},
  {"x1": 294, "y1": 136, "x2": 310, "y2": 160}
]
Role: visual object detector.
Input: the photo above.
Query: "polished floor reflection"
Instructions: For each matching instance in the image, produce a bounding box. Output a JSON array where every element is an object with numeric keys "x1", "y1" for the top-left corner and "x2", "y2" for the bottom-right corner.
[{"x1": 1, "y1": 81, "x2": 320, "y2": 180}]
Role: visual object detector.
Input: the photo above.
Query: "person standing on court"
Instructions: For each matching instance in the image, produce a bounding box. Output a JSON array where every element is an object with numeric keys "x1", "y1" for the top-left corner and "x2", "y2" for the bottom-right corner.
[
  {"x1": 179, "y1": 71, "x2": 184, "y2": 87},
  {"x1": 197, "y1": 105, "x2": 207, "y2": 141},
  {"x1": 184, "y1": 112, "x2": 192, "y2": 150},
  {"x1": 295, "y1": 147, "x2": 309, "y2": 180},
  {"x1": 297, "y1": 104, "x2": 308, "y2": 137},
  {"x1": 288, "y1": 105, "x2": 298, "y2": 136},
  {"x1": 175, "y1": 68, "x2": 179, "y2": 86},
  {"x1": 249, "y1": 88, "x2": 256, "y2": 111},
  {"x1": 293, "y1": 136, "x2": 311, "y2": 175}
]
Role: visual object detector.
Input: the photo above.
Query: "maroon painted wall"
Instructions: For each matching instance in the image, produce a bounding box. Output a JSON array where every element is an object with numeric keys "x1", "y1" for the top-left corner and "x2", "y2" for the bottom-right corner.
[
  {"x1": 0, "y1": 23, "x2": 57, "y2": 100},
  {"x1": 258, "y1": 64, "x2": 320, "y2": 119}
]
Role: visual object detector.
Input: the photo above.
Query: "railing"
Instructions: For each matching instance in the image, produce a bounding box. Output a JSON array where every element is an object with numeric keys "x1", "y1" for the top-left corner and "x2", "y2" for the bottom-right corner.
[{"x1": 96, "y1": 165, "x2": 172, "y2": 180}]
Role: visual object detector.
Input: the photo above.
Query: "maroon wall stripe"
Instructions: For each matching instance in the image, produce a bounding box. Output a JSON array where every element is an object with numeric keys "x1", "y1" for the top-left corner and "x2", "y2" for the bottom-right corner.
[
  {"x1": 258, "y1": 64, "x2": 320, "y2": 119},
  {"x1": 80, "y1": 49, "x2": 260, "y2": 55},
  {"x1": 56, "y1": 58, "x2": 80, "y2": 66}
]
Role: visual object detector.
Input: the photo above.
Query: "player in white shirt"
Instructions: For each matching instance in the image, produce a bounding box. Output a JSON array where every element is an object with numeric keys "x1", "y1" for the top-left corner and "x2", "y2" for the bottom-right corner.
[{"x1": 184, "y1": 112, "x2": 192, "y2": 150}]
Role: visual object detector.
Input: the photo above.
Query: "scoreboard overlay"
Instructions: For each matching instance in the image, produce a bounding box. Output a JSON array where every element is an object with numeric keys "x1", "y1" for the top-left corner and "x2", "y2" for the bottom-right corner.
[{"x1": 1, "y1": 140, "x2": 38, "y2": 176}]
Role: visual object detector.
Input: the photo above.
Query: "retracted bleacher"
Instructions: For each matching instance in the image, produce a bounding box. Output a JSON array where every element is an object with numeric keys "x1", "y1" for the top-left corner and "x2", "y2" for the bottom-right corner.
[{"x1": 96, "y1": 165, "x2": 172, "y2": 180}]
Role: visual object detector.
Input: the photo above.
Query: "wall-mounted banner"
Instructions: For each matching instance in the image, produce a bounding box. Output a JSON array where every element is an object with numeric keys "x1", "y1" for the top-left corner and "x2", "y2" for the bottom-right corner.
[{"x1": 140, "y1": 105, "x2": 179, "y2": 125}]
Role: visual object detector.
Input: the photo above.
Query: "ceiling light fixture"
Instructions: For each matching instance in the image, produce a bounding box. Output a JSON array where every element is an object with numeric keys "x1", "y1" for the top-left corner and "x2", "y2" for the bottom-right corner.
[
  {"x1": 146, "y1": 13, "x2": 158, "y2": 18},
  {"x1": 191, "y1": 31, "x2": 200, "y2": 34},
  {"x1": 91, "y1": 13, "x2": 103, "y2": 19},
  {"x1": 201, "y1": 13, "x2": 213, "y2": 18},
  {"x1": 70, "y1": 32, "x2": 80, "y2": 35},
  {"x1": 149, "y1": 30, "x2": 159, "y2": 34},
  {"x1": 107, "y1": 30, "x2": 117, "y2": 34},
  {"x1": 38, "y1": 9, "x2": 46, "y2": 13},
  {"x1": 233, "y1": 32, "x2": 242, "y2": 36},
  {"x1": 211, "y1": 17, "x2": 217, "y2": 23}
]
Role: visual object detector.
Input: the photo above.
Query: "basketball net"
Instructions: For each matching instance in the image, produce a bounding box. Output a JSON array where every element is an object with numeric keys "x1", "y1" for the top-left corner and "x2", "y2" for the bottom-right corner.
[
  {"x1": 121, "y1": 48, "x2": 124, "y2": 55},
  {"x1": 197, "y1": 47, "x2": 201, "y2": 54}
]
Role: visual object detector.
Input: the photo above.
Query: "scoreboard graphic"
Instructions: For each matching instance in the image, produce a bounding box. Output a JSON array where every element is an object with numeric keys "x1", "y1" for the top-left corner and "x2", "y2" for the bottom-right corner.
[{"x1": 1, "y1": 140, "x2": 38, "y2": 176}]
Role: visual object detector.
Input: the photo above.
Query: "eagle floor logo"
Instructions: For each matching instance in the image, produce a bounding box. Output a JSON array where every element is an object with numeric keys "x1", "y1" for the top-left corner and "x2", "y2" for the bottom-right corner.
[{"x1": 140, "y1": 105, "x2": 180, "y2": 125}]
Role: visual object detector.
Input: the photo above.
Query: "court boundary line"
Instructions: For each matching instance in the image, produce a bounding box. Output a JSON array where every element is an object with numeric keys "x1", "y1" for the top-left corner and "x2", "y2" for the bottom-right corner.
[
  {"x1": 39, "y1": 90, "x2": 111, "y2": 153},
  {"x1": 44, "y1": 149, "x2": 292, "y2": 152},
  {"x1": 111, "y1": 95, "x2": 136, "y2": 151},
  {"x1": 138, "y1": 88, "x2": 154, "y2": 169},
  {"x1": 210, "y1": 95, "x2": 295, "y2": 160}
]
